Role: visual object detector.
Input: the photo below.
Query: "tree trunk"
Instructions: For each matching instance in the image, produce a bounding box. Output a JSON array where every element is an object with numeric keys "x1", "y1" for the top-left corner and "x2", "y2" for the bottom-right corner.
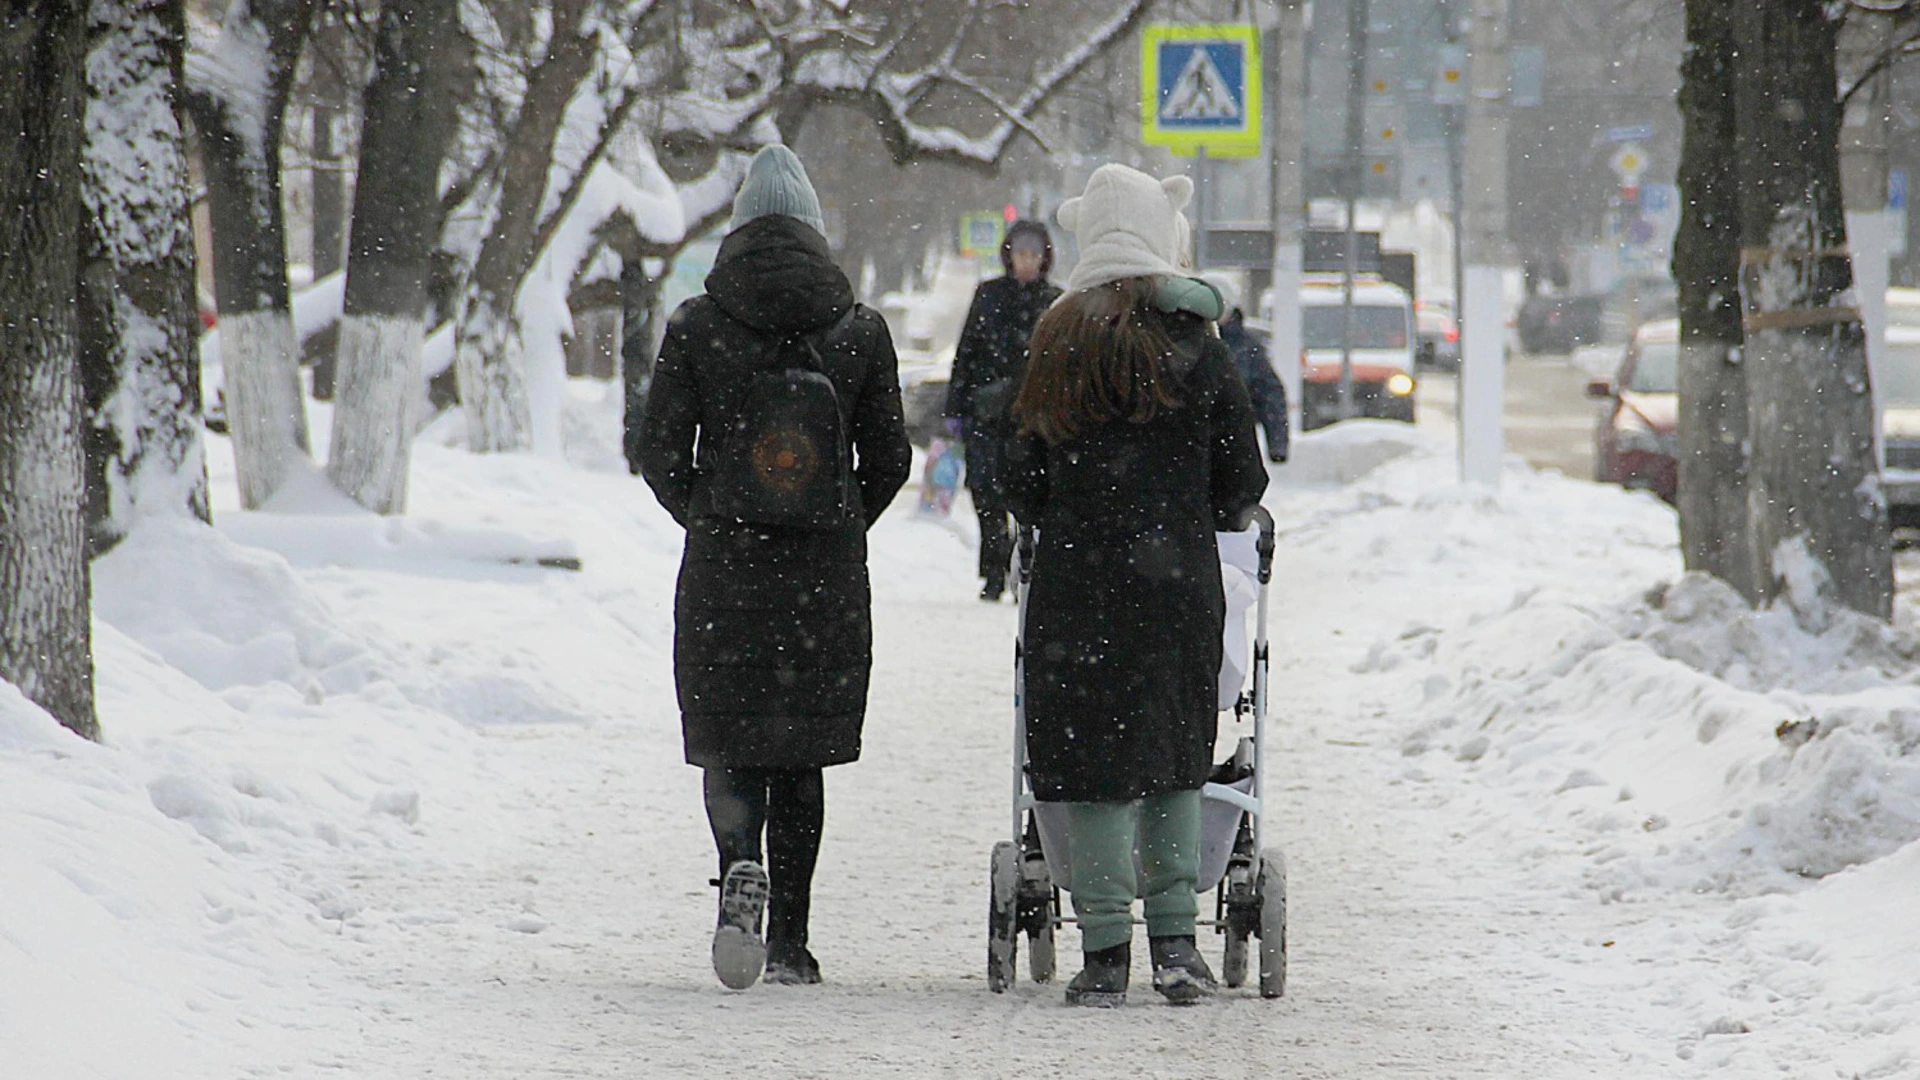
[
  {"x1": 454, "y1": 2, "x2": 597, "y2": 453},
  {"x1": 326, "y1": 0, "x2": 468, "y2": 512},
  {"x1": 1732, "y1": 2, "x2": 1892, "y2": 620},
  {"x1": 1, "y1": 0, "x2": 98, "y2": 741},
  {"x1": 79, "y1": 0, "x2": 210, "y2": 557},
  {"x1": 185, "y1": 0, "x2": 314, "y2": 508},
  {"x1": 1673, "y1": 0, "x2": 1757, "y2": 599}
]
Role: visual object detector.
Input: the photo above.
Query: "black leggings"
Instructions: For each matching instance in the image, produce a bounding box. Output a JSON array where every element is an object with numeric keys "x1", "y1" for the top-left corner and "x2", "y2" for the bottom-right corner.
[{"x1": 703, "y1": 766, "x2": 824, "y2": 947}]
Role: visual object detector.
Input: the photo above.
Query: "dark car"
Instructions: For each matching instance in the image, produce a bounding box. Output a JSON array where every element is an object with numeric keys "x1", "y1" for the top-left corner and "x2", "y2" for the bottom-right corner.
[
  {"x1": 1588, "y1": 319, "x2": 1678, "y2": 503},
  {"x1": 1518, "y1": 292, "x2": 1606, "y2": 355}
]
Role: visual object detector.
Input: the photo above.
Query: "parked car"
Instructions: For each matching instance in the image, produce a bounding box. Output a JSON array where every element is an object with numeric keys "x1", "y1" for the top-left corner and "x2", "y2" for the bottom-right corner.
[
  {"x1": 1414, "y1": 300, "x2": 1459, "y2": 371},
  {"x1": 1293, "y1": 273, "x2": 1417, "y2": 430},
  {"x1": 1589, "y1": 313, "x2": 1920, "y2": 521},
  {"x1": 1881, "y1": 325, "x2": 1920, "y2": 528},
  {"x1": 1588, "y1": 318, "x2": 1678, "y2": 503}
]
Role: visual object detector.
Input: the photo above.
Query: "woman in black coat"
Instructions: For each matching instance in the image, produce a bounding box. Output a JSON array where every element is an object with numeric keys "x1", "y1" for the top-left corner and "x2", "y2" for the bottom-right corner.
[
  {"x1": 1008, "y1": 280, "x2": 1267, "y2": 1006},
  {"x1": 632, "y1": 146, "x2": 911, "y2": 989},
  {"x1": 1004, "y1": 162, "x2": 1267, "y2": 1007}
]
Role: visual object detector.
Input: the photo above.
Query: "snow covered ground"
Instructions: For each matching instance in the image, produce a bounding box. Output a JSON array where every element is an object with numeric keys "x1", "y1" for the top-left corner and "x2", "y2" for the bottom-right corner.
[{"x1": 7, "y1": 386, "x2": 1920, "y2": 1078}]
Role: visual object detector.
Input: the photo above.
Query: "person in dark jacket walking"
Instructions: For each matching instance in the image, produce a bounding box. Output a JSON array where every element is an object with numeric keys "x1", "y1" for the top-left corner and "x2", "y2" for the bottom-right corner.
[
  {"x1": 1006, "y1": 165, "x2": 1269, "y2": 1007},
  {"x1": 1203, "y1": 272, "x2": 1289, "y2": 463},
  {"x1": 631, "y1": 145, "x2": 912, "y2": 990},
  {"x1": 944, "y1": 220, "x2": 1062, "y2": 600}
]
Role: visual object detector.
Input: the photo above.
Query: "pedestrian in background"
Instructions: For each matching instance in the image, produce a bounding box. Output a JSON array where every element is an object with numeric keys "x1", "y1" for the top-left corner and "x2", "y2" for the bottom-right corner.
[
  {"x1": 945, "y1": 219, "x2": 1062, "y2": 600},
  {"x1": 1203, "y1": 271, "x2": 1290, "y2": 463},
  {"x1": 633, "y1": 145, "x2": 911, "y2": 991},
  {"x1": 1006, "y1": 164, "x2": 1268, "y2": 1007}
]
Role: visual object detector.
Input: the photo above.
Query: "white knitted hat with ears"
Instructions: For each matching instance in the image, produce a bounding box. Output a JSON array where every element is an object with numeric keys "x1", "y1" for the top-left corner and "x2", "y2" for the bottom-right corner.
[{"x1": 1056, "y1": 164, "x2": 1194, "y2": 292}]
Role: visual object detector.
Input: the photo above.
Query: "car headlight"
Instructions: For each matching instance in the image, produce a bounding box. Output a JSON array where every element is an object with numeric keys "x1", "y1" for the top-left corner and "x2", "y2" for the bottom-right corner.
[{"x1": 1386, "y1": 372, "x2": 1415, "y2": 397}]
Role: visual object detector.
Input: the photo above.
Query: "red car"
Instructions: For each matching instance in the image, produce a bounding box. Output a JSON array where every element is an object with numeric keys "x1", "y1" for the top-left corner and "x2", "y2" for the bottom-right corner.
[{"x1": 1589, "y1": 319, "x2": 1678, "y2": 503}]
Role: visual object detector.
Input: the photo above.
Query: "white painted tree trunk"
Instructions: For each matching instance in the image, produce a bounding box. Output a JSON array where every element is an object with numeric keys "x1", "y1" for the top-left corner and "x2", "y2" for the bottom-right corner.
[
  {"x1": 326, "y1": 314, "x2": 422, "y2": 513},
  {"x1": 455, "y1": 299, "x2": 534, "y2": 453},
  {"x1": 221, "y1": 309, "x2": 309, "y2": 508}
]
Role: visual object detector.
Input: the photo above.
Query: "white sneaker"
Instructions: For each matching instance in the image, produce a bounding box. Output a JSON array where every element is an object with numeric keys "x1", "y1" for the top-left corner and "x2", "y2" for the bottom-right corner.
[{"x1": 712, "y1": 861, "x2": 769, "y2": 990}]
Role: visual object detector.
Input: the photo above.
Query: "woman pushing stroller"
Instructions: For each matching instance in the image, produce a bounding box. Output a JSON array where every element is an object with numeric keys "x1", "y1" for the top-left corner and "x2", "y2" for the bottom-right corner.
[{"x1": 1006, "y1": 164, "x2": 1269, "y2": 1006}]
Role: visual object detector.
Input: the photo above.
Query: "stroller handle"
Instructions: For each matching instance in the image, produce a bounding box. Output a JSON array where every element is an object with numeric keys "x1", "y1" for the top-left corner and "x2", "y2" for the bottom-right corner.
[{"x1": 1253, "y1": 505, "x2": 1275, "y2": 585}]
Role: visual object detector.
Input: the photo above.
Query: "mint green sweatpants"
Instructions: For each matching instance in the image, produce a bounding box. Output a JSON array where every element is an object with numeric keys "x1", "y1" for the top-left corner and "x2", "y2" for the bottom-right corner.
[{"x1": 1066, "y1": 788, "x2": 1203, "y2": 952}]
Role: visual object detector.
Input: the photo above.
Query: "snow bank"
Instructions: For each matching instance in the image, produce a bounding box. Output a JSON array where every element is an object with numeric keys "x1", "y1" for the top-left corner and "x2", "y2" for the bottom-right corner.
[
  {"x1": 3, "y1": 399, "x2": 671, "y2": 1075},
  {"x1": 1292, "y1": 434, "x2": 1920, "y2": 898},
  {"x1": 1274, "y1": 418, "x2": 1436, "y2": 487}
]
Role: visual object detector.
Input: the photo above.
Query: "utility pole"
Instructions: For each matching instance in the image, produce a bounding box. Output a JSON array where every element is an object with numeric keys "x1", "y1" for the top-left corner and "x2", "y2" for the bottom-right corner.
[
  {"x1": 1459, "y1": 0, "x2": 1509, "y2": 486},
  {"x1": 1196, "y1": 146, "x2": 1211, "y2": 269},
  {"x1": 1264, "y1": 0, "x2": 1308, "y2": 441},
  {"x1": 1338, "y1": 0, "x2": 1371, "y2": 421}
]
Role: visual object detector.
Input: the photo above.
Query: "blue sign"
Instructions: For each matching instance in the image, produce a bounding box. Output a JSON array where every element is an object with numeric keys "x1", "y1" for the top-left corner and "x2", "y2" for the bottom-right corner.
[
  {"x1": 1891, "y1": 168, "x2": 1908, "y2": 212},
  {"x1": 1639, "y1": 182, "x2": 1674, "y2": 215},
  {"x1": 1605, "y1": 124, "x2": 1655, "y2": 144},
  {"x1": 1157, "y1": 42, "x2": 1246, "y2": 130}
]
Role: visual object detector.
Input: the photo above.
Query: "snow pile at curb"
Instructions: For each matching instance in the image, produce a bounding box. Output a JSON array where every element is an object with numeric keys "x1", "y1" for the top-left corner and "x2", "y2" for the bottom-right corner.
[
  {"x1": 1294, "y1": 438, "x2": 1920, "y2": 1069},
  {"x1": 1397, "y1": 562, "x2": 1920, "y2": 898},
  {"x1": 1285, "y1": 436, "x2": 1920, "y2": 899}
]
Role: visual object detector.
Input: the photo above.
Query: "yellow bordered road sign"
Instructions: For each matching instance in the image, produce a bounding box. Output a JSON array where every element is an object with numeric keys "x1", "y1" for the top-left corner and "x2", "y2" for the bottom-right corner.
[
  {"x1": 1141, "y1": 24, "x2": 1262, "y2": 159},
  {"x1": 958, "y1": 213, "x2": 1004, "y2": 258}
]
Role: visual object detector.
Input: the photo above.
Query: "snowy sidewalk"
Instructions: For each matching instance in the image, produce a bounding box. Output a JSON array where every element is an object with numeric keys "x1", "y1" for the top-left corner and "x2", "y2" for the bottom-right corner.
[{"x1": 9, "y1": 396, "x2": 1920, "y2": 1078}]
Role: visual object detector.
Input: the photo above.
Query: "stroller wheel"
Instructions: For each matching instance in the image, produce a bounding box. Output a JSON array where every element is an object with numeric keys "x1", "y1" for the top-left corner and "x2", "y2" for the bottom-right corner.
[
  {"x1": 1257, "y1": 848, "x2": 1288, "y2": 999},
  {"x1": 1027, "y1": 918, "x2": 1056, "y2": 984},
  {"x1": 1222, "y1": 926, "x2": 1250, "y2": 988},
  {"x1": 988, "y1": 841, "x2": 1019, "y2": 993}
]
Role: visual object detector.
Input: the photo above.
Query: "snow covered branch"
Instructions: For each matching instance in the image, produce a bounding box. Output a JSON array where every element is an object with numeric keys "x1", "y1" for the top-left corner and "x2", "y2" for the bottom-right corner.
[{"x1": 779, "y1": 0, "x2": 1159, "y2": 171}]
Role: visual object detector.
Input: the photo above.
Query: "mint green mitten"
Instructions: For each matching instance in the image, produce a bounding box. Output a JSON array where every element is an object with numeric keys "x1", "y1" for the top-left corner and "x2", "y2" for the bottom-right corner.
[{"x1": 1151, "y1": 276, "x2": 1224, "y2": 322}]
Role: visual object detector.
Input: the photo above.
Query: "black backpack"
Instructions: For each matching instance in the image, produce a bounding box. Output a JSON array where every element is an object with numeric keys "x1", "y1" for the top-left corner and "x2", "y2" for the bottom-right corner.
[{"x1": 710, "y1": 306, "x2": 859, "y2": 528}]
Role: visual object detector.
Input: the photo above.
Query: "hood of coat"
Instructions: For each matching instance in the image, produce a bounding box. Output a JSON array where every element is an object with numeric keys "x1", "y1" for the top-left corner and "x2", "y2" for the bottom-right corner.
[
  {"x1": 705, "y1": 214, "x2": 855, "y2": 335},
  {"x1": 1000, "y1": 219, "x2": 1055, "y2": 279}
]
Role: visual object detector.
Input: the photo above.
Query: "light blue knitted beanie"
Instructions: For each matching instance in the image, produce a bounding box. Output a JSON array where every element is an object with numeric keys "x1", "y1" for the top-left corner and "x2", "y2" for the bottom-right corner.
[{"x1": 729, "y1": 145, "x2": 827, "y2": 236}]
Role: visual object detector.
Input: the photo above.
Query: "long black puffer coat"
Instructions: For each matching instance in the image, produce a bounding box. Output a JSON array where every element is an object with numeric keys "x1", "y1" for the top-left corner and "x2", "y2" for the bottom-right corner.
[
  {"x1": 635, "y1": 215, "x2": 912, "y2": 769},
  {"x1": 1006, "y1": 310, "x2": 1268, "y2": 803}
]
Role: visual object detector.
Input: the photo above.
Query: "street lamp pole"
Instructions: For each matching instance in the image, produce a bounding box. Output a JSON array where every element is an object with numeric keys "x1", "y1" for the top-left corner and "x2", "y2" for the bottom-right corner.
[{"x1": 1459, "y1": 0, "x2": 1510, "y2": 485}]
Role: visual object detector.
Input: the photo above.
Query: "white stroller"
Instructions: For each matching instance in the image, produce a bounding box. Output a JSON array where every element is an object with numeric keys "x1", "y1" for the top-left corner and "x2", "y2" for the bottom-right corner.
[{"x1": 986, "y1": 506, "x2": 1286, "y2": 998}]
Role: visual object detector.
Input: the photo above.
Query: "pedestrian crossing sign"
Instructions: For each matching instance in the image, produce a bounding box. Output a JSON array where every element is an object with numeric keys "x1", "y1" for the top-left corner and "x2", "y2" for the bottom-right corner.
[{"x1": 1141, "y1": 24, "x2": 1261, "y2": 158}]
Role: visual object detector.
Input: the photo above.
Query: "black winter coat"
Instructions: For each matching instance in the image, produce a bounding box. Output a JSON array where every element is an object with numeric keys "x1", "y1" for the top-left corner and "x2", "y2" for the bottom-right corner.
[
  {"x1": 946, "y1": 276, "x2": 1063, "y2": 430},
  {"x1": 1006, "y1": 311, "x2": 1269, "y2": 803},
  {"x1": 946, "y1": 276, "x2": 1062, "y2": 495},
  {"x1": 635, "y1": 216, "x2": 912, "y2": 769}
]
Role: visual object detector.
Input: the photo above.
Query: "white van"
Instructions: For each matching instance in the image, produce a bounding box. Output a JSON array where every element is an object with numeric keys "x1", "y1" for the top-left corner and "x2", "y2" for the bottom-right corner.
[{"x1": 1294, "y1": 274, "x2": 1418, "y2": 430}]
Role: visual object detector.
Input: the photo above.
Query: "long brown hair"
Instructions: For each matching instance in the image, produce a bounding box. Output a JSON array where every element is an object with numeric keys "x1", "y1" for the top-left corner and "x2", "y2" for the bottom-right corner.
[{"x1": 1013, "y1": 277, "x2": 1182, "y2": 444}]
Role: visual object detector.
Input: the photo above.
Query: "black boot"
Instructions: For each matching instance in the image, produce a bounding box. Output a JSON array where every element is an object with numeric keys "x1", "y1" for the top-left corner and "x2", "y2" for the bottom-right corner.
[
  {"x1": 1148, "y1": 935, "x2": 1218, "y2": 1004},
  {"x1": 1064, "y1": 943, "x2": 1130, "y2": 1007},
  {"x1": 979, "y1": 576, "x2": 1005, "y2": 602},
  {"x1": 765, "y1": 939, "x2": 822, "y2": 985}
]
